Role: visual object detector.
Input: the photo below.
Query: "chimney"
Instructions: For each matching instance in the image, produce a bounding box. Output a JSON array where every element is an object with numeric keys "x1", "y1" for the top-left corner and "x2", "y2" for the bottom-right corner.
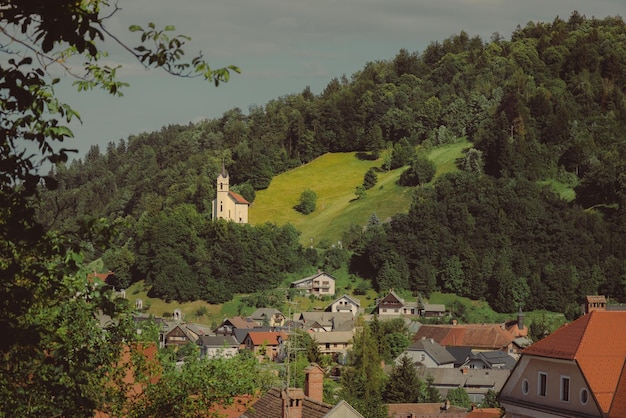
[
  {"x1": 517, "y1": 306, "x2": 524, "y2": 331},
  {"x1": 282, "y1": 388, "x2": 304, "y2": 418},
  {"x1": 304, "y1": 363, "x2": 324, "y2": 403}
]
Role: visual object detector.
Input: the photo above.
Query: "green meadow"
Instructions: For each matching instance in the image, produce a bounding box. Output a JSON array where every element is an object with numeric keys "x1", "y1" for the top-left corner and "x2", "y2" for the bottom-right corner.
[{"x1": 251, "y1": 140, "x2": 471, "y2": 245}]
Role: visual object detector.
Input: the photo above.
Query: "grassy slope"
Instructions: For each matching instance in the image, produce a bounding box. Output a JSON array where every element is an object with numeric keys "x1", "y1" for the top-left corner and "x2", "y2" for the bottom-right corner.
[{"x1": 251, "y1": 140, "x2": 471, "y2": 245}]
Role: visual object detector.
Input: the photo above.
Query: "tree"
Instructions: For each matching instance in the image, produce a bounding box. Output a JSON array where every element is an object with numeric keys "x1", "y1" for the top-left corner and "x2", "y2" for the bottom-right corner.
[
  {"x1": 340, "y1": 320, "x2": 388, "y2": 418},
  {"x1": 130, "y1": 351, "x2": 277, "y2": 417},
  {"x1": 355, "y1": 185, "x2": 367, "y2": 199},
  {"x1": 0, "y1": 1, "x2": 238, "y2": 415},
  {"x1": 481, "y1": 389, "x2": 502, "y2": 409},
  {"x1": 399, "y1": 154, "x2": 436, "y2": 186},
  {"x1": 447, "y1": 387, "x2": 472, "y2": 409},
  {"x1": 363, "y1": 168, "x2": 378, "y2": 189},
  {"x1": 383, "y1": 355, "x2": 426, "y2": 403},
  {"x1": 296, "y1": 188, "x2": 317, "y2": 214},
  {"x1": 424, "y1": 375, "x2": 441, "y2": 403}
]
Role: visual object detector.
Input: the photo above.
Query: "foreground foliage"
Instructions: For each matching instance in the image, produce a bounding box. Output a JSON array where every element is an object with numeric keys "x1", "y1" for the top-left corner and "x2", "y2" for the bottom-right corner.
[{"x1": 0, "y1": 0, "x2": 238, "y2": 415}]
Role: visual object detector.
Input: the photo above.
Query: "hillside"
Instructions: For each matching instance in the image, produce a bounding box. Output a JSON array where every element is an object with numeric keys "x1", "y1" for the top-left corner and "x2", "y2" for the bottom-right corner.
[
  {"x1": 251, "y1": 140, "x2": 470, "y2": 245},
  {"x1": 35, "y1": 14, "x2": 626, "y2": 313}
]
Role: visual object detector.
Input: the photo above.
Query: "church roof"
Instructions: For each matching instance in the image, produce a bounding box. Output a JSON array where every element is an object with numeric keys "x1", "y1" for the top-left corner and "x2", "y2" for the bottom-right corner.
[{"x1": 228, "y1": 190, "x2": 249, "y2": 205}]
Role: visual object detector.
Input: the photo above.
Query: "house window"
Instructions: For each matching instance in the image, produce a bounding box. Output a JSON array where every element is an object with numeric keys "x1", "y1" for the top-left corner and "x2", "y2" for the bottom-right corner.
[
  {"x1": 538, "y1": 372, "x2": 547, "y2": 397},
  {"x1": 220, "y1": 202, "x2": 223, "y2": 212},
  {"x1": 560, "y1": 376, "x2": 570, "y2": 402},
  {"x1": 580, "y1": 388, "x2": 589, "y2": 405},
  {"x1": 420, "y1": 354, "x2": 425, "y2": 361},
  {"x1": 522, "y1": 379, "x2": 529, "y2": 395}
]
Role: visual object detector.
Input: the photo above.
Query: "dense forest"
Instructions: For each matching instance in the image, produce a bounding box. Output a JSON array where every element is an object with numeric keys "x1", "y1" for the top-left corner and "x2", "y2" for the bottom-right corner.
[{"x1": 38, "y1": 12, "x2": 626, "y2": 313}]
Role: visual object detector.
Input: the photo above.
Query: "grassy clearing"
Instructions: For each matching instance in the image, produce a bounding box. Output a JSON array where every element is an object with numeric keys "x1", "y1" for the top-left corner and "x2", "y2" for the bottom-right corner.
[
  {"x1": 429, "y1": 139, "x2": 471, "y2": 177},
  {"x1": 251, "y1": 152, "x2": 413, "y2": 245},
  {"x1": 538, "y1": 179, "x2": 576, "y2": 201},
  {"x1": 251, "y1": 141, "x2": 471, "y2": 245},
  {"x1": 127, "y1": 281, "x2": 222, "y2": 326}
]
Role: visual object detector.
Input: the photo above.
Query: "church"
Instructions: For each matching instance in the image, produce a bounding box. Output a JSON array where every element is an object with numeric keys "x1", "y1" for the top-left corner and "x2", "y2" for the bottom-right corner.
[{"x1": 212, "y1": 163, "x2": 250, "y2": 223}]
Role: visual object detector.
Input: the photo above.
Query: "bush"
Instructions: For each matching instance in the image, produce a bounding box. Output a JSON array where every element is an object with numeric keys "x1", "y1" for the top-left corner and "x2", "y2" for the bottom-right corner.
[
  {"x1": 363, "y1": 168, "x2": 378, "y2": 189},
  {"x1": 296, "y1": 189, "x2": 317, "y2": 214}
]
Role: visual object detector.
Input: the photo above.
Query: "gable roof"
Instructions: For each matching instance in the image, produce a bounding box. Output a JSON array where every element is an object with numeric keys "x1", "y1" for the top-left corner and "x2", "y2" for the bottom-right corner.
[
  {"x1": 376, "y1": 290, "x2": 405, "y2": 307},
  {"x1": 250, "y1": 308, "x2": 284, "y2": 321},
  {"x1": 413, "y1": 324, "x2": 514, "y2": 350},
  {"x1": 299, "y1": 312, "x2": 355, "y2": 330},
  {"x1": 325, "y1": 294, "x2": 361, "y2": 310},
  {"x1": 245, "y1": 331, "x2": 287, "y2": 346},
  {"x1": 422, "y1": 303, "x2": 446, "y2": 312},
  {"x1": 196, "y1": 335, "x2": 239, "y2": 348},
  {"x1": 223, "y1": 316, "x2": 259, "y2": 329},
  {"x1": 522, "y1": 310, "x2": 626, "y2": 413},
  {"x1": 466, "y1": 350, "x2": 517, "y2": 369},
  {"x1": 292, "y1": 271, "x2": 337, "y2": 286},
  {"x1": 228, "y1": 190, "x2": 249, "y2": 205},
  {"x1": 310, "y1": 331, "x2": 354, "y2": 345},
  {"x1": 242, "y1": 387, "x2": 332, "y2": 418},
  {"x1": 408, "y1": 338, "x2": 456, "y2": 366}
]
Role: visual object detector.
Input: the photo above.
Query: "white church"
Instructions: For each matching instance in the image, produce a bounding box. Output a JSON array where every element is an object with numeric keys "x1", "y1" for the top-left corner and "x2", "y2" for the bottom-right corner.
[{"x1": 211, "y1": 163, "x2": 250, "y2": 223}]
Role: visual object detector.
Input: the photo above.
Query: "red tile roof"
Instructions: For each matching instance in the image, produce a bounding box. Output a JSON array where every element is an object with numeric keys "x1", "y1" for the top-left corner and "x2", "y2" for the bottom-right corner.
[
  {"x1": 228, "y1": 190, "x2": 249, "y2": 205},
  {"x1": 414, "y1": 324, "x2": 514, "y2": 350},
  {"x1": 523, "y1": 311, "x2": 626, "y2": 414}
]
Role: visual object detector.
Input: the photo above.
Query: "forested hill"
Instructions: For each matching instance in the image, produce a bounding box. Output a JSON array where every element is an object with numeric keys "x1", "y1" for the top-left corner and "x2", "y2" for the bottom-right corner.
[{"x1": 38, "y1": 13, "x2": 626, "y2": 313}]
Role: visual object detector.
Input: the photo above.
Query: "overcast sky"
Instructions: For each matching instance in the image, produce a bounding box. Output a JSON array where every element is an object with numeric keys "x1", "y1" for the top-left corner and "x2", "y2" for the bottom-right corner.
[{"x1": 55, "y1": 0, "x2": 624, "y2": 157}]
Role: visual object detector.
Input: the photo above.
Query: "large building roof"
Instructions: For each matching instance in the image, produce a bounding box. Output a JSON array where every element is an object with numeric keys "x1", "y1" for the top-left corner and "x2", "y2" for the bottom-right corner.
[
  {"x1": 413, "y1": 324, "x2": 514, "y2": 350},
  {"x1": 523, "y1": 310, "x2": 626, "y2": 414}
]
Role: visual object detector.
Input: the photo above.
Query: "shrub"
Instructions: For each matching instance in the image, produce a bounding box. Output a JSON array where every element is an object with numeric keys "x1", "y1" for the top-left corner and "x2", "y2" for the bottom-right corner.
[{"x1": 296, "y1": 189, "x2": 317, "y2": 214}]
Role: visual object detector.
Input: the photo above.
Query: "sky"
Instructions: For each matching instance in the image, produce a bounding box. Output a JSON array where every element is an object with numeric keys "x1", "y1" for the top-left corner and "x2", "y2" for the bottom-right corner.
[{"x1": 55, "y1": 0, "x2": 624, "y2": 158}]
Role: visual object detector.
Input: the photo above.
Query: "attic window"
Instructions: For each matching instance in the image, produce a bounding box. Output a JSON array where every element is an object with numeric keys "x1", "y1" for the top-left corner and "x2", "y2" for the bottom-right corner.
[
  {"x1": 522, "y1": 379, "x2": 529, "y2": 395},
  {"x1": 580, "y1": 388, "x2": 589, "y2": 405}
]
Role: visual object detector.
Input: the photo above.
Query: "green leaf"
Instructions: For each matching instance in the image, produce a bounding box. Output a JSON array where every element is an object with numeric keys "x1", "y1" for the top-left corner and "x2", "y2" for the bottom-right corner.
[{"x1": 129, "y1": 24, "x2": 143, "y2": 32}]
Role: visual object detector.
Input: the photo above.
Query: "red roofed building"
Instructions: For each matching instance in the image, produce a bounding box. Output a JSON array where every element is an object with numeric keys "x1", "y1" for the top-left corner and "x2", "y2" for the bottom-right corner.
[
  {"x1": 413, "y1": 323, "x2": 520, "y2": 354},
  {"x1": 242, "y1": 331, "x2": 287, "y2": 362},
  {"x1": 212, "y1": 162, "x2": 249, "y2": 223},
  {"x1": 499, "y1": 310, "x2": 626, "y2": 417}
]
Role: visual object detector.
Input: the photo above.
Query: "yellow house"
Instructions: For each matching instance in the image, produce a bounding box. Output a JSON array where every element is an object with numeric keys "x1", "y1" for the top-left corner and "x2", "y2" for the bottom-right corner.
[{"x1": 212, "y1": 163, "x2": 249, "y2": 223}]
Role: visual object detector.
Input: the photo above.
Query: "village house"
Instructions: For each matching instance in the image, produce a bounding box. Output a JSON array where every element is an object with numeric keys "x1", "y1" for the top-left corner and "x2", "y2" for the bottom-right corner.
[
  {"x1": 249, "y1": 308, "x2": 286, "y2": 327},
  {"x1": 498, "y1": 309, "x2": 626, "y2": 418},
  {"x1": 242, "y1": 331, "x2": 287, "y2": 362},
  {"x1": 309, "y1": 330, "x2": 354, "y2": 363},
  {"x1": 196, "y1": 335, "x2": 239, "y2": 358},
  {"x1": 296, "y1": 311, "x2": 355, "y2": 332},
  {"x1": 420, "y1": 303, "x2": 447, "y2": 317},
  {"x1": 419, "y1": 367, "x2": 510, "y2": 405},
  {"x1": 397, "y1": 338, "x2": 456, "y2": 368},
  {"x1": 374, "y1": 290, "x2": 418, "y2": 317},
  {"x1": 291, "y1": 271, "x2": 336, "y2": 297},
  {"x1": 242, "y1": 363, "x2": 364, "y2": 418},
  {"x1": 325, "y1": 294, "x2": 361, "y2": 316},
  {"x1": 462, "y1": 350, "x2": 517, "y2": 370},
  {"x1": 413, "y1": 322, "x2": 525, "y2": 355},
  {"x1": 213, "y1": 316, "x2": 260, "y2": 335}
]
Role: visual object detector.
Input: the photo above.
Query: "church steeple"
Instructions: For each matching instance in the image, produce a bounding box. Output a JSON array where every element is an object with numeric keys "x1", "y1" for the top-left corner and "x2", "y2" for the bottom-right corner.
[{"x1": 217, "y1": 160, "x2": 229, "y2": 192}]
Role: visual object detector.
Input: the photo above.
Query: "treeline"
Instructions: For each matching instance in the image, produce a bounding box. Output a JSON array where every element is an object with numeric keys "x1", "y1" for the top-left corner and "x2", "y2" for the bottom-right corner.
[
  {"x1": 349, "y1": 172, "x2": 623, "y2": 315},
  {"x1": 105, "y1": 205, "x2": 308, "y2": 303},
  {"x1": 38, "y1": 13, "x2": 626, "y2": 310}
]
